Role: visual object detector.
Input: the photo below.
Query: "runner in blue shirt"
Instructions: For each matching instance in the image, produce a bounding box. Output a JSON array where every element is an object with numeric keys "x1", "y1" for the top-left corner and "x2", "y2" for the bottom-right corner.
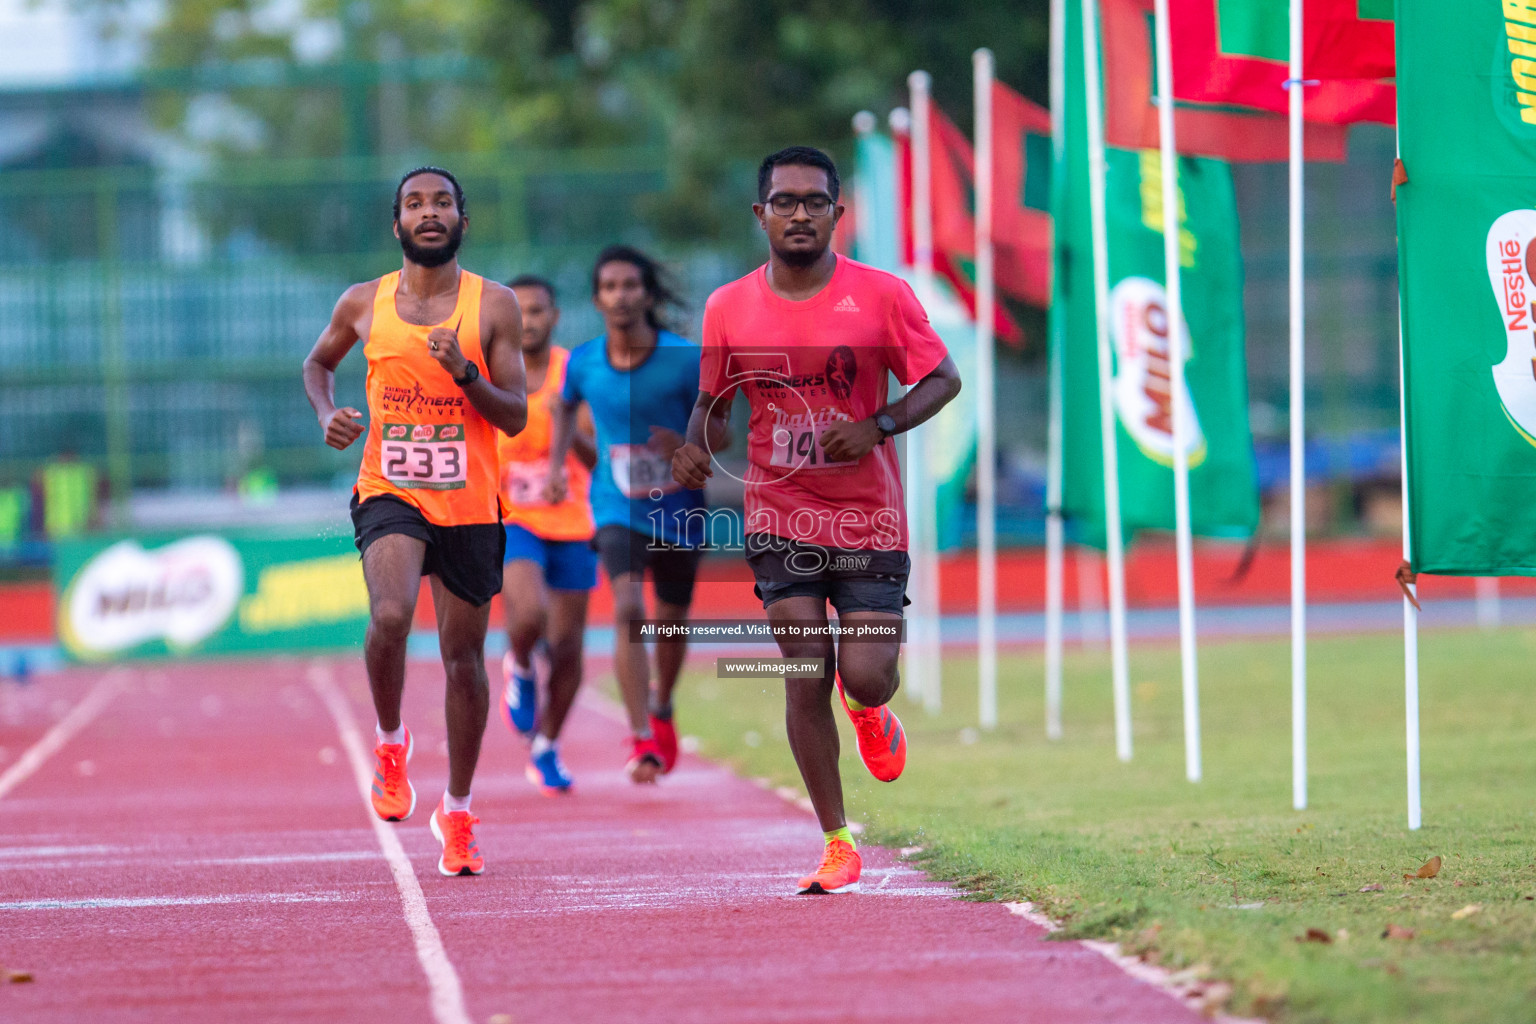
[{"x1": 547, "y1": 245, "x2": 717, "y2": 782}]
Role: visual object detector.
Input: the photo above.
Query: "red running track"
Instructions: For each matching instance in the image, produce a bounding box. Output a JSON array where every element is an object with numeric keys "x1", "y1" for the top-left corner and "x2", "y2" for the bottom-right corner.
[{"x1": 1, "y1": 658, "x2": 1214, "y2": 1024}]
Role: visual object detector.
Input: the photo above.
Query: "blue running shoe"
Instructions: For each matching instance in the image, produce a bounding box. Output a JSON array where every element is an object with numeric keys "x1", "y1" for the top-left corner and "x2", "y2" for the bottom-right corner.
[
  {"x1": 501, "y1": 650, "x2": 538, "y2": 737},
  {"x1": 525, "y1": 746, "x2": 574, "y2": 795}
]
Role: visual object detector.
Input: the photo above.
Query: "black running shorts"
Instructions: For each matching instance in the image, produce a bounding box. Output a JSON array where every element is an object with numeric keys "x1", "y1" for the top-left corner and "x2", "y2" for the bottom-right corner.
[
  {"x1": 350, "y1": 492, "x2": 505, "y2": 607},
  {"x1": 592, "y1": 524, "x2": 703, "y2": 607},
  {"x1": 745, "y1": 533, "x2": 911, "y2": 617}
]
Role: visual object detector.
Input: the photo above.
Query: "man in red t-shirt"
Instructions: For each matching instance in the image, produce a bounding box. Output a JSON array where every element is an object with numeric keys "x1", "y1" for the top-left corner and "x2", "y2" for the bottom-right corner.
[{"x1": 673, "y1": 146, "x2": 961, "y2": 895}]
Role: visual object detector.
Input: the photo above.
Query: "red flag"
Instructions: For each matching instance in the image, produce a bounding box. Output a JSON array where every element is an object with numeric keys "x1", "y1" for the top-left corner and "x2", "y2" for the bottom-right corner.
[
  {"x1": 989, "y1": 83, "x2": 1055, "y2": 312},
  {"x1": 897, "y1": 114, "x2": 1023, "y2": 343},
  {"x1": 1101, "y1": 0, "x2": 1349, "y2": 161},
  {"x1": 896, "y1": 86, "x2": 1054, "y2": 345},
  {"x1": 1170, "y1": 0, "x2": 1395, "y2": 125}
]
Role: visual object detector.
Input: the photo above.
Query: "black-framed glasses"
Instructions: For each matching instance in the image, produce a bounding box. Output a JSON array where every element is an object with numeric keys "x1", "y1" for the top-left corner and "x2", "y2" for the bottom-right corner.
[{"x1": 766, "y1": 193, "x2": 835, "y2": 217}]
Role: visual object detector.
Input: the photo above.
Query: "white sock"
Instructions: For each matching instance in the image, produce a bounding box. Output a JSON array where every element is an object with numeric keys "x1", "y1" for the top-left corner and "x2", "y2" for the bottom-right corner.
[
  {"x1": 530, "y1": 734, "x2": 554, "y2": 757},
  {"x1": 443, "y1": 791, "x2": 471, "y2": 813},
  {"x1": 376, "y1": 723, "x2": 405, "y2": 746}
]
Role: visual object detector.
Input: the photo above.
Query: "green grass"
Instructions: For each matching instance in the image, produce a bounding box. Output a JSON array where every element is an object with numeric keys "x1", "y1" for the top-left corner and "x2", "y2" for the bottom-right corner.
[{"x1": 672, "y1": 629, "x2": 1536, "y2": 1023}]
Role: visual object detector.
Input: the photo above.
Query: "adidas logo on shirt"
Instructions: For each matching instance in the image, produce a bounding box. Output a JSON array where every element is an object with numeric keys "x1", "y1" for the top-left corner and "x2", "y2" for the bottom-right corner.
[{"x1": 833, "y1": 295, "x2": 860, "y2": 312}]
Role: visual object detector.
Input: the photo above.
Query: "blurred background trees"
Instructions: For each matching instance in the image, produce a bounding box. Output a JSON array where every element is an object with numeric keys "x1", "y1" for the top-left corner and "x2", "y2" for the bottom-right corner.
[{"x1": 83, "y1": 0, "x2": 1047, "y2": 240}]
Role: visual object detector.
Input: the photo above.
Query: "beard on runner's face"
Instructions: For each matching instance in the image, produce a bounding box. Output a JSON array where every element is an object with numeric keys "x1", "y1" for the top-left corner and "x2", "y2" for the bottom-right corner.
[
  {"x1": 772, "y1": 222, "x2": 829, "y2": 268},
  {"x1": 397, "y1": 217, "x2": 464, "y2": 268}
]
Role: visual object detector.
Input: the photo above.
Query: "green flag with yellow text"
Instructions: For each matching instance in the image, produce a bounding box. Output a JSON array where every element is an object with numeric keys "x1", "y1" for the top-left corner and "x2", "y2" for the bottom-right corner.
[
  {"x1": 1396, "y1": 0, "x2": 1536, "y2": 574},
  {"x1": 1052, "y1": 0, "x2": 1259, "y2": 544}
]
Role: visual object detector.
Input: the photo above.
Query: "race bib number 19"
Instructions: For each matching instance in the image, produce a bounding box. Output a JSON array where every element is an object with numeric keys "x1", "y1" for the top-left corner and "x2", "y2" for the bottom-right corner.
[
  {"x1": 770, "y1": 414, "x2": 857, "y2": 469},
  {"x1": 381, "y1": 423, "x2": 468, "y2": 490},
  {"x1": 610, "y1": 444, "x2": 679, "y2": 499}
]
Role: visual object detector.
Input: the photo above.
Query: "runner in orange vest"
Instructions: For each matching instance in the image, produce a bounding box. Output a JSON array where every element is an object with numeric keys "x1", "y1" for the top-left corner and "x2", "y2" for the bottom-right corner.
[
  {"x1": 496, "y1": 274, "x2": 599, "y2": 794},
  {"x1": 301, "y1": 166, "x2": 528, "y2": 877}
]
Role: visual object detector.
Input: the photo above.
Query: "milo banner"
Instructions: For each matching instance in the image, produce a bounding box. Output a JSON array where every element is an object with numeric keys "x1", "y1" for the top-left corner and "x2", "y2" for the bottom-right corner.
[
  {"x1": 1396, "y1": 0, "x2": 1536, "y2": 574},
  {"x1": 54, "y1": 532, "x2": 369, "y2": 662},
  {"x1": 1052, "y1": 0, "x2": 1258, "y2": 543}
]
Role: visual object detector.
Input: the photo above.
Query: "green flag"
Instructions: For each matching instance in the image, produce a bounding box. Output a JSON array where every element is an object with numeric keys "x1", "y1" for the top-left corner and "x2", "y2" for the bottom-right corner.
[
  {"x1": 1396, "y1": 0, "x2": 1536, "y2": 575},
  {"x1": 1052, "y1": 0, "x2": 1259, "y2": 544}
]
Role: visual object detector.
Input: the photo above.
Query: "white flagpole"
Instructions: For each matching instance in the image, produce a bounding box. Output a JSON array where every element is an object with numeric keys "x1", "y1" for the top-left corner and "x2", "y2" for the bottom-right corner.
[
  {"x1": 888, "y1": 106, "x2": 925, "y2": 707},
  {"x1": 974, "y1": 49, "x2": 999, "y2": 731},
  {"x1": 1287, "y1": 0, "x2": 1309, "y2": 813},
  {"x1": 1400, "y1": 318, "x2": 1421, "y2": 831},
  {"x1": 1081, "y1": 0, "x2": 1133, "y2": 761},
  {"x1": 909, "y1": 69, "x2": 943, "y2": 714},
  {"x1": 1475, "y1": 577, "x2": 1501, "y2": 629},
  {"x1": 1045, "y1": 0, "x2": 1067, "y2": 740},
  {"x1": 1396, "y1": 119, "x2": 1421, "y2": 832},
  {"x1": 1152, "y1": 0, "x2": 1201, "y2": 783}
]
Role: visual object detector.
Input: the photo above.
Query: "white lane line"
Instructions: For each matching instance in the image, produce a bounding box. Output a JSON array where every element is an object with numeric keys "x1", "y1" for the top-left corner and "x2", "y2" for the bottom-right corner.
[
  {"x1": 0, "y1": 892, "x2": 345, "y2": 911},
  {"x1": 0, "y1": 669, "x2": 130, "y2": 801},
  {"x1": 0, "y1": 845, "x2": 121, "y2": 858},
  {"x1": 307, "y1": 661, "x2": 471, "y2": 1024}
]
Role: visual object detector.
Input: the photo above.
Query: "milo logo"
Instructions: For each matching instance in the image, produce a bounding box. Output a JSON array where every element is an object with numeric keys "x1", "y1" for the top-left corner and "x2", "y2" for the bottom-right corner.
[
  {"x1": 440, "y1": 425, "x2": 461, "y2": 440},
  {"x1": 387, "y1": 425, "x2": 407, "y2": 439},
  {"x1": 412, "y1": 424, "x2": 435, "y2": 442},
  {"x1": 1484, "y1": 210, "x2": 1536, "y2": 445},
  {"x1": 1493, "y1": 2, "x2": 1536, "y2": 136},
  {"x1": 1108, "y1": 277, "x2": 1206, "y2": 468}
]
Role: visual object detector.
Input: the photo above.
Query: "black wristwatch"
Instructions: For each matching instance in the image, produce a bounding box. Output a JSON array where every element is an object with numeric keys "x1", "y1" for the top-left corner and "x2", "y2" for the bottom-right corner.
[
  {"x1": 874, "y1": 412, "x2": 898, "y2": 440},
  {"x1": 453, "y1": 361, "x2": 480, "y2": 388}
]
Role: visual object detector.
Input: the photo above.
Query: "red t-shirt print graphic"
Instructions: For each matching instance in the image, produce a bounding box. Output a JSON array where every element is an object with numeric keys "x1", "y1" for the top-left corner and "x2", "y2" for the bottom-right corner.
[
  {"x1": 826, "y1": 345, "x2": 857, "y2": 400},
  {"x1": 700, "y1": 256, "x2": 949, "y2": 552}
]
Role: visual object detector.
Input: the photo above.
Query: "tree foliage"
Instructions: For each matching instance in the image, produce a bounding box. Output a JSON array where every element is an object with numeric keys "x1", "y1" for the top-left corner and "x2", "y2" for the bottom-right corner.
[{"x1": 87, "y1": 0, "x2": 1047, "y2": 241}]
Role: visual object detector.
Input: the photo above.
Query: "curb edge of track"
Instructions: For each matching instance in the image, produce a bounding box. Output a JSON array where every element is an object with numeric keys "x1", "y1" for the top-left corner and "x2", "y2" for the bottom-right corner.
[{"x1": 1006, "y1": 902, "x2": 1265, "y2": 1023}]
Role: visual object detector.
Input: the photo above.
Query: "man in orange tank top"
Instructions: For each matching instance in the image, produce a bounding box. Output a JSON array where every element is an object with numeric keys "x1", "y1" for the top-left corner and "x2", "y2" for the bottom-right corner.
[
  {"x1": 496, "y1": 274, "x2": 599, "y2": 794},
  {"x1": 301, "y1": 166, "x2": 529, "y2": 877}
]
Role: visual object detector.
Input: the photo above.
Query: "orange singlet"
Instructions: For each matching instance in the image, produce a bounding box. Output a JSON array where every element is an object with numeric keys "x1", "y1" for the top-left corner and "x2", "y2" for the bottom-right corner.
[
  {"x1": 355, "y1": 270, "x2": 501, "y2": 526},
  {"x1": 497, "y1": 345, "x2": 595, "y2": 541}
]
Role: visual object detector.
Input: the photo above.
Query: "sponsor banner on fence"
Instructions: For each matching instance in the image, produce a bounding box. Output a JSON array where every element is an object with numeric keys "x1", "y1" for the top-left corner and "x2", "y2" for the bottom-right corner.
[
  {"x1": 1396, "y1": 0, "x2": 1536, "y2": 575},
  {"x1": 54, "y1": 532, "x2": 369, "y2": 662}
]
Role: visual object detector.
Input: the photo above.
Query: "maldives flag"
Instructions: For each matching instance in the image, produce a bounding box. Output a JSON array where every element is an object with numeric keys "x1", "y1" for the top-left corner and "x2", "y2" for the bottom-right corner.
[
  {"x1": 1100, "y1": 0, "x2": 1349, "y2": 161},
  {"x1": 1171, "y1": 0, "x2": 1396, "y2": 125},
  {"x1": 896, "y1": 89, "x2": 1054, "y2": 344}
]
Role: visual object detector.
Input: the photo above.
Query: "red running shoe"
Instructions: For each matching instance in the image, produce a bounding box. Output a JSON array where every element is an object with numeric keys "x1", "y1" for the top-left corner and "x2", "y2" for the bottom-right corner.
[
  {"x1": 370, "y1": 728, "x2": 415, "y2": 821},
  {"x1": 797, "y1": 839, "x2": 862, "y2": 894},
  {"x1": 649, "y1": 712, "x2": 679, "y2": 774},
  {"x1": 429, "y1": 799, "x2": 484, "y2": 877},
  {"x1": 626, "y1": 735, "x2": 664, "y2": 784},
  {"x1": 836, "y1": 676, "x2": 907, "y2": 782}
]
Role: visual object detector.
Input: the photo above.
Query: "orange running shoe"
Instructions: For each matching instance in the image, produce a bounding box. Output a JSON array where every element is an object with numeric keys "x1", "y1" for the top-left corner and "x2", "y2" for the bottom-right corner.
[
  {"x1": 429, "y1": 800, "x2": 484, "y2": 876},
  {"x1": 836, "y1": 677, "x2": 907, "y2": 782},
  {"x1": 626, "y1": 735, "x2": 663, "y2": 784},
  {"x1": 370, "y1": 728, "x2": 416, "y2": 821},
  {"x1": 797, "y1": 839, "x2": 862, "y2": 894},
  {"x1": 650, "y1": 712, "x2": 679, "y2": 774}
]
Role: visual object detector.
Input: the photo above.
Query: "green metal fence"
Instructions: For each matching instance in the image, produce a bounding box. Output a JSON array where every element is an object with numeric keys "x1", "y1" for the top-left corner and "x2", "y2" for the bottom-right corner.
[{"x1": 0, "y1": 149, "x2": 755, "y2": 502}]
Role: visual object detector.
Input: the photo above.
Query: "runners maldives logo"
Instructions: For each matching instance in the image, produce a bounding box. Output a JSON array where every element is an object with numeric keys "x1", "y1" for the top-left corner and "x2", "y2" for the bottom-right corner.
[
  {"x1": 58, "y1": 536, "x2": 244, "y2": 660},
  {"x1": 381, "y1": 382, "x2": 463, "y2": 414},
  {"x1": 1109, "y1": 277, "x2": 1206, "y2": 467},
  {"x1": 1484, "y1": 209, "x2": 1536, "y2": 446}
]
